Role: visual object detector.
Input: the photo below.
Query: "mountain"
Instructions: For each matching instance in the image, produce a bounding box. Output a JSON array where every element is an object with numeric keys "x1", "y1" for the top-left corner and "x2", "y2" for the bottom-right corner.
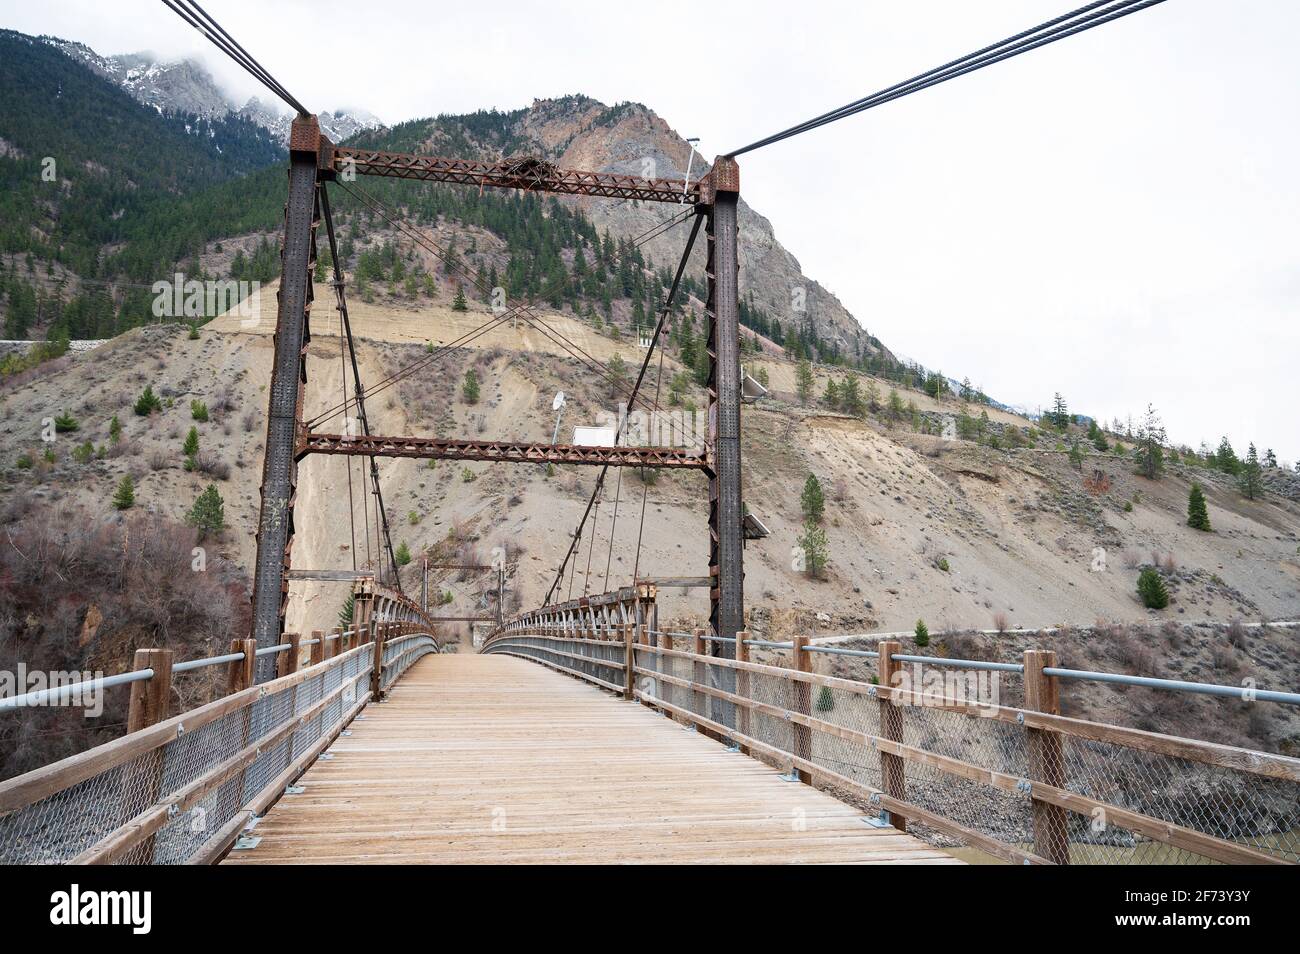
[
  {"x1": 42, "y1": 36, "x2": 381, "y2": 143},
  {"x1": 0, "y1": 29, "x2": 288, "y2": 338},
  {"x1": 352, "y1": 96, "x2": 893, "y2": 367},
  {"x1": 1, "y1": 29, "x2": 900, "y2": 378}
]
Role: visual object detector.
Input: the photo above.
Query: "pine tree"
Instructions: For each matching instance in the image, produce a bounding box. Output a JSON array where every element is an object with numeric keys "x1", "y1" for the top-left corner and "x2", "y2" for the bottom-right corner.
[
  {"x1": 795, "y1": 358, "x2": 814, "y2": 405},
  {"x1": 1135, "y1": 404, "x2": 1166, "y2": 479},
  {"x1": 134, "y1": 385, "x2": 162, "y2": 416},
  {"x1": 1049, "y1": 393, "x2": 1069, "y2": 430},
  {"x1": 801, "y1": 473, "x2": 825, "y2": 524},
  {"x1": 112, "y1": 474, "x2": 135, "y2": 511},
  {"x1": 451, "y1": 284, "x2": 468, "y2": 311},
  {"x1": 395, "y1": 542, "x2": 412, "y2": 566},
  {"x1": 821, "y1": 378, "x2": 840, "y2": 409},
  {"x1": 462, "y1": 368, "x2": 480, "y2": 404},
  {"x1": 887, "y1": 388, "x2": 905, "y2": 421},
  {"x1": 183, "y1": 426, "x2": 199, "y2": 469},
  {"x1": 1137, "y1": 567, "x2": 1169, "y2": 609},
  {"x1": 186, "y1": 484, "x2": 226, "y2": 539},
  {"x1": 608, "y1": 353, "x2": 629, "y2": 396},
  {"x1": 914, "y1": 618, "x2": 930, "y2": 647},
  {"x1": 798, "y1": 520, "x2": 828, "y2": 578},
  {"x1": 1239, "y1": 443, "x2": 1263, "y2": 500},
  {"x1": 1068, "y1": 439, "x2": 1084, "y2": 470},
  {"x1": 840, "y1": 377, "x2": 864, "y2": 417},
  {"x1": 1214, "y1": 436, "x2": 1240, "y2": 475},
  {"x1": 109, "y1": 415, "x2": 122, "y2": 444},
  {"x1": 1186, "y1": 482, "x2": 1211, "y2": 531}
]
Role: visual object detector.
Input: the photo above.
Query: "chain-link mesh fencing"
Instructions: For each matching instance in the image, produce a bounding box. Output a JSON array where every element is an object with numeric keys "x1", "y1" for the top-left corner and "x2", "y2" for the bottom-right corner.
[{"x1": 0, "y1": 633, "x2": 442, "y2": 865}]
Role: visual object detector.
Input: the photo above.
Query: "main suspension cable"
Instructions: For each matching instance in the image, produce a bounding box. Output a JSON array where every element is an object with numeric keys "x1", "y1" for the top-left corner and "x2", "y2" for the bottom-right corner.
[{"x1": 727, "y1": 0, "x2": 1167, "y2": 156}]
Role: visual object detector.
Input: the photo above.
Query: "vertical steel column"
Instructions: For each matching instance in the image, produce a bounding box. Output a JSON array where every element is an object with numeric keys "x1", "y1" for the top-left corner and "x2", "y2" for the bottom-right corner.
[
  {"x1": 703, "y1": 157, "x2": 743, "y2": 732},
  {"x1": 703, "y1": 157, "x2": 744, "y2": 657},
  {"x1": 250, "y1": 115, "x2": 321, "y2": 683}
]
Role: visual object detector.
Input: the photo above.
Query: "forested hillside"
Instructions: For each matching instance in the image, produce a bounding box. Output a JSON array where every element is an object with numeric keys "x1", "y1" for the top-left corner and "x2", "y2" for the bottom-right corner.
[{"x1": 0, "y1": 29, "x2": 284, "y2": 340}]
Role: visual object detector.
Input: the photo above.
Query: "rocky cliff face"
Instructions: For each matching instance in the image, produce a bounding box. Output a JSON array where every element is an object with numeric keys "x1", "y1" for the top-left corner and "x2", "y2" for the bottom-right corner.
[
  {"x1": 42, "y1": 37, "x2": 380, "y2": 144},
  {"x1": 398, "y1": 96, "x2": 886, "y2": 363}
]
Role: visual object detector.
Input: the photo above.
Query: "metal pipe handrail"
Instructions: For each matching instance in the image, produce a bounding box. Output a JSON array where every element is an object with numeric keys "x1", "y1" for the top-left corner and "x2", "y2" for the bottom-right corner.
[
  {"x1": 803, "y1": 645, "x2": 879, "y2": 659},
  {"x1": 172, "y1": 651, "x2": 246, "y2": 674},
  {"x1": 487, "y1": 626, "x2": 1300, "y2": 706},
  {"x1": 892, "y1": 652, "x2": 1025, "y2": 673},
  {"x1": 1044, "y1": 667, "x2": 1300, "y2": 705},
  {"x1": 0, "y1": 668, "x2": 156, "y2": 710}
]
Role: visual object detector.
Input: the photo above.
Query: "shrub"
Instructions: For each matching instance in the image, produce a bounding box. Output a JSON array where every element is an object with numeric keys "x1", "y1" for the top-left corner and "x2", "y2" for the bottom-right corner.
[
  {"x1": 190, "y1": 400, "x2": 209, "y2": 422},
  {"x1": 408, "y1": 511, "x2": 421, "y2": 525},
  {"x1": 935, "y1": 556, "x2": 950, "y2": 572},
  {"x1": 815, "y1": 685, "x2": 834, "y2": 712},
  {"x1": 16, "y1": 453, "x2": 33, "y2": 469},
  {"x1": 134, "y1": 386, "x2": 162, "y2": 417},
  {"x1": 188, "y1": 323, "x2": 200, "y2": 340},
  {"x1": 53, "y1": 412, "x2": 79, "y2": 433},
  {"x1": 194, "y1": 450, "x2": 230, "y2": 480},
  {"x1": 72, "y1": 441, "x2": 94, "y2": 464},
  {"x1": 1137, "y1": 567, "x2": 1169, "y2": 609},
  {"x1": 914, "y1": 619, "x2": 930, "y2": 647},
  {"x1": 461, "y1": 467, "x2": 477, "y2": 483}
]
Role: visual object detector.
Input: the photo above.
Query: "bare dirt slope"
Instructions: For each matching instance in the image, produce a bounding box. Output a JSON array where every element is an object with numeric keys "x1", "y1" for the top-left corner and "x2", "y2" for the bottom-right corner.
[{"x1": 5, "y1": 283, "x2": 1298, "y2": 659}]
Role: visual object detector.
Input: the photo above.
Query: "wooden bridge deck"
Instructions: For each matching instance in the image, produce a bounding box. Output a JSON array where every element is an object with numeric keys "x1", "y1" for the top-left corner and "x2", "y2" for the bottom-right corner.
[{"x1": 224, "y1": 654, "x2": 960, "y2": 864}]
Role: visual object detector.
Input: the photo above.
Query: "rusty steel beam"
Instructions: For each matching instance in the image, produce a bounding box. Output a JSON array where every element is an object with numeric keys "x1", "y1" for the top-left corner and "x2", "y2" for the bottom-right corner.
[
  {"x1": 249, "y1": 115, "x2": 321, "y2": 684},
  {"x1": 330, "y1": 146, "x2": 700, "y2": 205},
  {"x1": 702, "y1": 158, "x2": 744, "y2": 735},
  {"x1": 704, "y1": 158, "x2": 745, "y2": 661},
  {"x1": 299, "y1": 432, "x2": 709, "y2": 469}
]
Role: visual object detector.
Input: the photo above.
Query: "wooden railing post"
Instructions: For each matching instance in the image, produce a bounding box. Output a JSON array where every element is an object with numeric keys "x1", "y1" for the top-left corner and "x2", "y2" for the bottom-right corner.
[
  {"x1": 278, "y1": 632, "x2": 302, "y2": 678},
  {"x1": 623, "y1": 614, "x2": 634, "y2": 700},
  {"x1": 228, "y1": 638, "x2": 255, "y2": 695},
  {"x1": 309, "y1": 629, "x2": 324, "y2": 666},
  {"x1": 371, "y1": 625, "x2": 386, "y2": 699},
  {"x1": 126, "y1": 648, "x2": 173, "y2": 733},
  {"x1": 877, "y1": 640, "x2": 907, "y2": 830},
  {"x1": 791, "y1": 635, "x2": 811, "y2": 783},
  {"x1": 692, "y1": 629, "x2": 706, "y2": 722},
  {"x1": 122, "y1": 647, "x2": 173, "y2": 863},
  {"x1": 1024, "y1": 649, "x2": 1070, "y2": 864},
  {"x1": 735, "y1": 630, "x2": 750, "y2": 755}
]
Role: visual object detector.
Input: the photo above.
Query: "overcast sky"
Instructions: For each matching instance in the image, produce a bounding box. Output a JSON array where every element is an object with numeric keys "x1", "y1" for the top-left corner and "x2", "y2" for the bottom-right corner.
[{"x1": 5, "y1": 0, "x2": 1297, "y2": 460}]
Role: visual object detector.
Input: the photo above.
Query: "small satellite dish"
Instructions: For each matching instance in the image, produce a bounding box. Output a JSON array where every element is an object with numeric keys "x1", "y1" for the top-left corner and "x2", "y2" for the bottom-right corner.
[{"x1": 552, "y1": 391, "x2": 566, "y2": 411}]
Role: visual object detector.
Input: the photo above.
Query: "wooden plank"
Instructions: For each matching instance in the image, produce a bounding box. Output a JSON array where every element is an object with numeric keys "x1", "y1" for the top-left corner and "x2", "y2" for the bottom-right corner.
[{"x1": 225, "y1": 655, "x2": 959, "y2": 866}]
